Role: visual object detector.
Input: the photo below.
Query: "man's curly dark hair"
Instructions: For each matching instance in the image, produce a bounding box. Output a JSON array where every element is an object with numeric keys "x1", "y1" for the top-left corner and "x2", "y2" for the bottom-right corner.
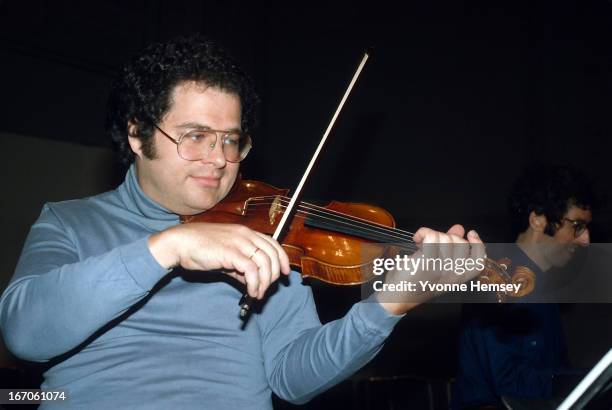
[
  {"x1": 508, "y1": 164, "x2": 594, "y2": 236},
  {"x1": 106, "y1": 35, "x2": 259, "y2": 165}
]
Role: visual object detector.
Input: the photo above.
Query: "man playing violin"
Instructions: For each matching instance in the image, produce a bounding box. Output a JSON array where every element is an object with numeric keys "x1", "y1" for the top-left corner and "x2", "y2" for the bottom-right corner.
[{"x1": 0, "y1": 35, "x2": 484, "y2": 409}]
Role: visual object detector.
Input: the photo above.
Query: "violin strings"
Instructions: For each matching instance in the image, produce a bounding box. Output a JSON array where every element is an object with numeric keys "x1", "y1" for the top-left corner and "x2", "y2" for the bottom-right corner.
[
  {"x1": 247, "y1": 196, "x2": 415, "y2": 242},
  {"x1": 270, "y1": 195, "x2": 417, "y2": 239},
  {"x1": 250, "y1": 205, "x2": 419, "y2": 251},
  {"x1": 243, "y1": 196, "x2": 416, "y2": 244},
  {"x1": 288, "y1": 207, "x2": 415, "y2": 245}
]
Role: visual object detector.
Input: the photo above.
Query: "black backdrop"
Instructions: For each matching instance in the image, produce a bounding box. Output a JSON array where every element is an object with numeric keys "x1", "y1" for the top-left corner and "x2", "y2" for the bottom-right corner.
[{"x1": 1, "y1": 0, "x2": 611, "y2": 238}]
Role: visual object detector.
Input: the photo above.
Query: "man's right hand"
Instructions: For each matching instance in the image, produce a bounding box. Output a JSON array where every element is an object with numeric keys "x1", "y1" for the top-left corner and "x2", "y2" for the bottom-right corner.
[{"x1": 148, "y1": 223, "x2": 291, "y2": 299}]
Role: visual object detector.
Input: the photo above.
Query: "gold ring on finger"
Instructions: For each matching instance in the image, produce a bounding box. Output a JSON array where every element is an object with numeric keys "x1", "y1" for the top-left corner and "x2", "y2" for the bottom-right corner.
[{"x1": 249, "y1": 248, "x2": 260, "y2": 259}]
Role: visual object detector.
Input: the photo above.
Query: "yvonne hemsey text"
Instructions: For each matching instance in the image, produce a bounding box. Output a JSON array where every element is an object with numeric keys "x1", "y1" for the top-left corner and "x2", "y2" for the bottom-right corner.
[
  {"x1": 372, "y1": 255, "x2": 486, "y2": 275},
  {"x1": 372, "y1": 280, "x2": 522, "y2": 294}
]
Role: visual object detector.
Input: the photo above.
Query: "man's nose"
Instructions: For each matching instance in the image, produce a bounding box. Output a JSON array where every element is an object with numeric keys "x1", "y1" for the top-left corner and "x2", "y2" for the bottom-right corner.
[
  {"x1": 202, "y1": 138, "x2": 226, "y2": 167},
  {"x1": 575, "y1": 228, "x2": 590, "y2": 246}
]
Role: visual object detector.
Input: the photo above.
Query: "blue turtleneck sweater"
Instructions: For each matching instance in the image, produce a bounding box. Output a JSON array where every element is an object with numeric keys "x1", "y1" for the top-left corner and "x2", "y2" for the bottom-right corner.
[{"x1": 0, "y1": 166, "x2": 402, "y2": 409}]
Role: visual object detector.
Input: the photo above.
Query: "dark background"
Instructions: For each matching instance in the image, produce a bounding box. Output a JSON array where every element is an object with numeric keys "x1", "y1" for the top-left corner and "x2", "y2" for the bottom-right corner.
[
  {"x1": 2, "y1": 0, "x2": 612, "y2": 237},
  {"x1": 0, "y1": 1, "x2": 611, "y2": 408}
]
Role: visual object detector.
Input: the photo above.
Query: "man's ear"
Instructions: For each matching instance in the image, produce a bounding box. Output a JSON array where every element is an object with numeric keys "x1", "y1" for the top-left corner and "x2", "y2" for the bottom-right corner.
[
  {"x1": 127, "y1": 121, "x2": 143, "y2": 158},
  {"x1": 529, "y1": 211, "x2": 547, "y2": 233}
]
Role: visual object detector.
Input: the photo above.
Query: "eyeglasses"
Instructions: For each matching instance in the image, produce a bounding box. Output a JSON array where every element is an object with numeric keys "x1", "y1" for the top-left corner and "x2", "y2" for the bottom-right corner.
[
  {"x1": 562, "y1": 218, "x2": 589, "y2": 238},
  {"x1": 155, "y1": 124, "x2": 252, "y2": 163}
]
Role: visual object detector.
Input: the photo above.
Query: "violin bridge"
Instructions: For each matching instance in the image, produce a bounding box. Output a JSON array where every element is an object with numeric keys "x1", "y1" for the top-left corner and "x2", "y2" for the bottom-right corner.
[{"x1": 269, "y1": 196, "x2": 282, "y2": 225}]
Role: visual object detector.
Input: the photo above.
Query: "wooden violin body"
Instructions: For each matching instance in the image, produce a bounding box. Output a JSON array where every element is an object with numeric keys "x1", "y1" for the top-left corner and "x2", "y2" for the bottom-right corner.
[{"x1": 182, "y1": 179, "x2": 394, "y2": 285}]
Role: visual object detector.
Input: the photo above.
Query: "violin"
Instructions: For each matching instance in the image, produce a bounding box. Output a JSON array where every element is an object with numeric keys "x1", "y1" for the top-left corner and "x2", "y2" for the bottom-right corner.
[
  {"x1": 181, "y1": 177, "x2": 536, "y2": 304},
  {"x1": 181, "y1": 177, "x2": 400, "y2": 286},
  {"x1": 181, "y1": 51, "x2": 534, "y2": 316}
]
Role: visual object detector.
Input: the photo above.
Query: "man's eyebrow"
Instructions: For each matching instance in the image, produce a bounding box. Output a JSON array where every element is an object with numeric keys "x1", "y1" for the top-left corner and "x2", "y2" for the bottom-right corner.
[{"x1": 176, "y1": 121, "x2": 241, "y2": 132}]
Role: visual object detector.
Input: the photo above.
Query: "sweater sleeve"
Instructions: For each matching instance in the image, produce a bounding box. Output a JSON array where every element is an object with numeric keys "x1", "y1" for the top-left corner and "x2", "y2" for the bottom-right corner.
[
  {"x1": 257, "y1": 273, "x2": 404, "y2": 404},
  {"x1": 0, "y1": 204, "x2": 169, "y2": 362}
]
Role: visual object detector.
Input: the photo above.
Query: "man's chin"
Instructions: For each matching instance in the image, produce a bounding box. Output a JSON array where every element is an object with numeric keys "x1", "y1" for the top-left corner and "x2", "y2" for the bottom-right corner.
[
  {"x1": 181, "y1": 184, "x2": 232, "y2": 215},
  {"x1": 179, "y1": 197, "x2": 218, "y2": 215}
]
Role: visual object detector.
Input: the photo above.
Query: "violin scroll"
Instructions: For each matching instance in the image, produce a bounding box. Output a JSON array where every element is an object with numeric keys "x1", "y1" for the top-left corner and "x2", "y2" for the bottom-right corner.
[{"x1": 481, "y1": 257, "x2": 536, "y2": 302}]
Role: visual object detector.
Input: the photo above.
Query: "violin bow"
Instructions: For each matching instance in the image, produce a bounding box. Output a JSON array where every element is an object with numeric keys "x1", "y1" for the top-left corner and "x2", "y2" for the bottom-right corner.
[{"x1": 239, "y1": 51, "x2": 371, "y2": 319}]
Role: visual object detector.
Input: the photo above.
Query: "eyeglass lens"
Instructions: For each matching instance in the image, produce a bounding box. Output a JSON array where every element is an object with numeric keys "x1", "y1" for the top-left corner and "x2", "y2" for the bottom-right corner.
[{"x1": 178, "y1": 130, "x2": 250, "y2": 162}]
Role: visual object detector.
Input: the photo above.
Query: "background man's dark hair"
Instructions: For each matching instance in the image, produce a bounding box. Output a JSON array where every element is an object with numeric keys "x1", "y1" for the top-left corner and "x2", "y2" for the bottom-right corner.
[
  {"x1": 106, "y1": 34, "x2": 259, "y2": 165},
  {"x1": 507, "y1": 164, "x2": 595, "y2": 237}
]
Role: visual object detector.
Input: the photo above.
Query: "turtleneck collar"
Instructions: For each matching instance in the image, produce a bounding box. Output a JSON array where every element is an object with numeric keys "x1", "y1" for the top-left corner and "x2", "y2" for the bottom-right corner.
[{"x1": 117, "y1": 164, "x2": 180, "y2": 231}]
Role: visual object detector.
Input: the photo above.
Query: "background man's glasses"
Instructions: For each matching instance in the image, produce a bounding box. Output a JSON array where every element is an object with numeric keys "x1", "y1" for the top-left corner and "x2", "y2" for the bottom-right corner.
[
  {"x1": 155, "y1": 125, "x2": 252, "y2": 163},
  {"x1": 562, "y1": 218, "x2": 589, "y2": 238}
]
